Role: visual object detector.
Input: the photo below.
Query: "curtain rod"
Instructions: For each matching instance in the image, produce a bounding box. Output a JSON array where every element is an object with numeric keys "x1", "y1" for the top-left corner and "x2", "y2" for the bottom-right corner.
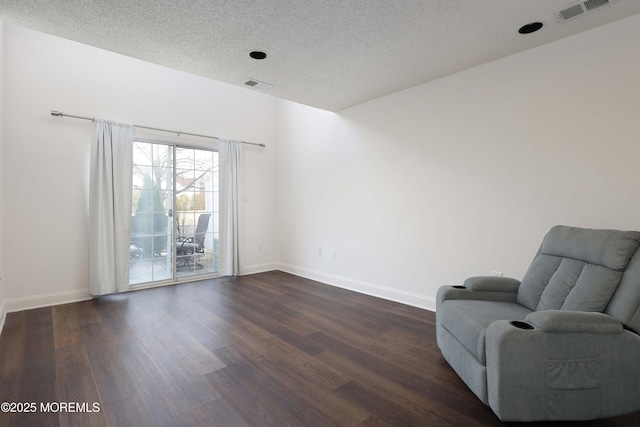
[{"x1": 50, "y1": 110, "x2": 265, "y2": 147}]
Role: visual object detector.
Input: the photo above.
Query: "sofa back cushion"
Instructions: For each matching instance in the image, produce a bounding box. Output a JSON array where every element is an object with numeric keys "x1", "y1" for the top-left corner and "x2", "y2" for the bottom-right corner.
[
  {"x1": 517, "y1": 226, "x2": 640, "y2": 313},
  {"x1": 606, "y1": 250, "x2": 640, "y2": 333}
]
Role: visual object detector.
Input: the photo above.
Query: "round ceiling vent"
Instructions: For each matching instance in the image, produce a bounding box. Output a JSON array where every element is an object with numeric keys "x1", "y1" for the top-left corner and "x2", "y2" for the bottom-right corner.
[
  {"x1": 249, "y1": 51, "x2": 267, "y2": 60},
  {"x1": 518, "y1": 22, "x2": 544, "y2": 34}
]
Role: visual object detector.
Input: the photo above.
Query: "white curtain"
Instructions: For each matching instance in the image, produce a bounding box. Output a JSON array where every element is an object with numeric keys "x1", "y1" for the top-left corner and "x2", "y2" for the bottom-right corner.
[
  {"x1": 219, "y1": 139, "x2": 243, "y2": 276},
  {"x1": 89, "y1": 120, "x2": 134, "y2": 296}
]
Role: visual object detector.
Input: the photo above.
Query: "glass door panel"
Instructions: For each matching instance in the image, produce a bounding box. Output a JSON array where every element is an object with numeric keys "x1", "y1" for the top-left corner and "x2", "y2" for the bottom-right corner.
[
  {"x1": 130, "y1": 141, "x2": 174, "y2": 285},
  {"x1": 130, "y1": 142, "x2": 218, "y2": 286},
  {"x1": 175, "y1": 147, "x2": 219, "y2": 278}
]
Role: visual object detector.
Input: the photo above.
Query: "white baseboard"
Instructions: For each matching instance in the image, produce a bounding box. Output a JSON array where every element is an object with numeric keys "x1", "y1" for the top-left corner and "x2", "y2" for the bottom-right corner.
[
  {"x1": 4, "y1": 289, "x2": 93, "y2": 315},
  {"x1": 0, "y1": 298, "x2": 6, "y2": 337},
  {"x1": 277, "y1": 263, "x2": 436, "y2": 312},
  {"x1": 240, "y1": 262, "x2": 280, "y2": 276}
]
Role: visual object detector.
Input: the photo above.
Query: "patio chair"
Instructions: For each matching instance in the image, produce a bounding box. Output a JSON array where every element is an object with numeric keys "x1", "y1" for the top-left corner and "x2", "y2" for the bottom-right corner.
[{"x1": 176, "y1": 213, "x2": 211, "y2": 270}]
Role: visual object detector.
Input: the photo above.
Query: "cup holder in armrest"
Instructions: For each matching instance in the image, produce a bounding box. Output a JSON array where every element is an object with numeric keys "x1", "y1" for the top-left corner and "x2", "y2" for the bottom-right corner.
[
  {"x1": 510, "y1": 320, "x2": 534, "y2": 330},
  {"x1": 452, "y1": 285, "x2": 466, "y2": 289}
]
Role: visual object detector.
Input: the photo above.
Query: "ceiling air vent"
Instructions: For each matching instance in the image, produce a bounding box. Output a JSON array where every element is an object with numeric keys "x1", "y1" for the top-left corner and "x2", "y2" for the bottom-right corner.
[
  {"x1": 583, "y1": 0, "x2": 611, "y2": 11},
  {"x1": 556, "y1": 0, "x2": 614, "y2": 22},
  {"x1": 244, "y1": 79, "x2": 273, "y2": 90}
]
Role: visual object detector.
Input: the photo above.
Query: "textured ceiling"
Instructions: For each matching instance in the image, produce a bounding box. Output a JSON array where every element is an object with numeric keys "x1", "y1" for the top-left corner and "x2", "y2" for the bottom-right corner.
[{"x1": 1, "y1": 0, "x2": 639, "y2": 111}]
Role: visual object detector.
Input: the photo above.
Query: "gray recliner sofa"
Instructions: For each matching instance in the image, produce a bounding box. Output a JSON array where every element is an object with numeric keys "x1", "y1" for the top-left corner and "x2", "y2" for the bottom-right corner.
[{"x1": 436, "y1": 225, "x2": 640, "y2": 421}]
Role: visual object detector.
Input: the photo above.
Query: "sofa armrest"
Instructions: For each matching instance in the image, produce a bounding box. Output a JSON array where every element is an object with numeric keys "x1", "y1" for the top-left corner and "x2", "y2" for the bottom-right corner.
[
  {"x1": 485, "y1": 317, "x2": 640, "y2": 421},
  {"x1": 437, "y1": 276, "x2": 520, "y2": 310},
  {"x1": 464, "y1": 276, "x2": 521, "y2": 293},
  {"x1": 525, "y1": 310, "x2": 623, "y2": 334},
  {"x1": 437, "y1": 282, "x2": 519, "y2": 312}
]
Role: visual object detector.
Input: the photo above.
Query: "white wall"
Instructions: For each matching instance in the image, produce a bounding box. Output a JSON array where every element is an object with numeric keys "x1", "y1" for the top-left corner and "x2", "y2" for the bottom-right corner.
[
  {"x1": 277, "y1": 13, "x2": 640, "y2": 311},
  {"x1": 2, "y1": 24, "x2": 279, "y2": 312},
  {"x1": 3, "y1": 13, "x2": 640, "y2": 319},
  {"x1": 0, "y1": 21, "x2": 6, "y2": 330}
]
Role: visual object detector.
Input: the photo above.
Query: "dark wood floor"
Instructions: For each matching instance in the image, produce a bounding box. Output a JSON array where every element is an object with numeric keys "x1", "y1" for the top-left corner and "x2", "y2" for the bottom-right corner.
[{"x1": 1, "y1": 271, "x2": 639, "y2": 427}]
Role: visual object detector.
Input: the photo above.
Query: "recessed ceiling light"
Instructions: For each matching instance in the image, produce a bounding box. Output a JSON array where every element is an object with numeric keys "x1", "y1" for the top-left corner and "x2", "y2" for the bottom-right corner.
[
  {"x1": 249, "y1": 51, "x2": 267, "y2": 60},
  {"x1": 518, "y1": 22, "x2": 544, "y2": 34}
]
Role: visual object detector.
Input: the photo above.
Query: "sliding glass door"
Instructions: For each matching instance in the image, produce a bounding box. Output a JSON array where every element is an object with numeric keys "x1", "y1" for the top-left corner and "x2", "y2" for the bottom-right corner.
[
  {"x1": 174, "y1": 147, "x2": 219, "y2": 278},
  {"x1": 129, "y1": 141, "x2": 219, "y2": 286},
  {"x1": 129, "y1": 142, "x2": 174, "y2": 284}
]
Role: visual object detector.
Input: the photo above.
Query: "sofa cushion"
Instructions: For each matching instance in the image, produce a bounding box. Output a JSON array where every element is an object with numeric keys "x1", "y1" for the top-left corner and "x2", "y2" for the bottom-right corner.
[
  {"x1": 440, "y1": 300, "x2": 532, "y2": 365},
  {"x1": 562, "y1": 264, "x2": 622, "y2": 312},
  {"x1": 542, "y1": 225, "x2": 640, "y2": 271},
  {"x1": 537, "y1": 258, "x2": 583, "y2": 310},
  {"x1": 606, "y1": 252, "x2": 640, "y2": 332},
  {"x1": 517, "y1": 226, "x2": 640, "y2": 312},
  {"x1": 517, "y1": 255, "x2": 562, "y2": 310}
]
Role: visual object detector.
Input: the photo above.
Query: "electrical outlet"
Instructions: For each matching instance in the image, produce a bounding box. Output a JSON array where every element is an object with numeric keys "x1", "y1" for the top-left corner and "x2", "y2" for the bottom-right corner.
[
  {"x1": 492, "y1": 271, "x2": 503, "y2": 277},
  {"x1": 317, "y1": 247, "x2": 322, "y2": 255},
  {"x1": 331, "y1": 249, "x2": 337, "y2": 259},
  {"x1": 258, "y1": 241, "x2": 263, "y2": 250}
]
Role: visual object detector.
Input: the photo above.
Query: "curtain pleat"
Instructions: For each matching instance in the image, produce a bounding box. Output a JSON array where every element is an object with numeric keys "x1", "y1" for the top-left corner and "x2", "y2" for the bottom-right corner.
[
  {"x1": 89, "y1": 120, "x2": 134, "y2": 296},
  {"x1": 219, "y1": 139, "x2": 243, "y2": 276}
]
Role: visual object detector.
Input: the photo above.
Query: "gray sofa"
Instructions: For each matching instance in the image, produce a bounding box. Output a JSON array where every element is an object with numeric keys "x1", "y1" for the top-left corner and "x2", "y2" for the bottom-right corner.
[{"x1": 436, "y1": 225, "x2": 640, "y2": 421}]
